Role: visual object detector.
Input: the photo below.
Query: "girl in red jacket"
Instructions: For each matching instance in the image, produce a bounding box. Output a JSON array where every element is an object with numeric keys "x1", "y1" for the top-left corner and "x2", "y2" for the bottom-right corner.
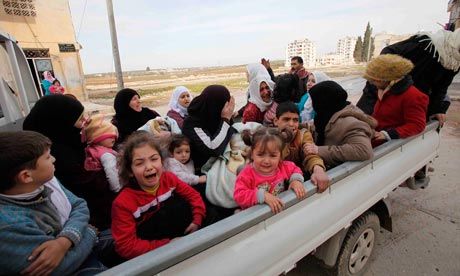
[{"x1": 111, "y1": 131, "x2": 206, "y2": 260}]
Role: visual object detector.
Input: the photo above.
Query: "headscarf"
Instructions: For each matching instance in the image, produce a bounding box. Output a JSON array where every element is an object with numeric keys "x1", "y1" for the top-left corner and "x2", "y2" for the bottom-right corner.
[
  {"x1": 43, "y1": 71, "x2": 55, "y2": 82},
  {"x1": 169, "y1": 86, "x2": 192, "y2": 117},
  {"x1": 418, "y1": 28, "x2": 460, "y2": 71},
  {"x1": 186, "y1": 85, "x2": 231, "y2": 134},
  {"x1": 309, "y1": 81, "x2": 350, "y2": 146},
  {"x1": 273, "y1": 73, "x2": 302, "y2": 103},
  {"x1": 246, "y1": 63, "x2": 272, "y2": 82},
  {"x1": 308, "y1": 71, "x2": 331, "y2": 90},
  {"x1": 113, "y1": 88, "x2": 159, "y2": 136},
  {"x1": 248, "y1": 76, "x2": 273, "y2": 112},
  {"x1": 23, "y1": 94, "x2": 84, "y2": 149}
]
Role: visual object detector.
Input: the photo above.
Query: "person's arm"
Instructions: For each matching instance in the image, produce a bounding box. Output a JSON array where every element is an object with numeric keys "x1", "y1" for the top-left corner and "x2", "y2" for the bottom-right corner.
[
  {"x1": 316, "y1": 119, "x2": 374, "y2": 165},
  {"x1": 186, "y1": 120, "x2": 237, "y2": 158},
  {"x1": 100, "y1": 152, "x2": 121, "y2": 192},
  {"x1": 356, "y1": 82, "x2": 378, "y2": 115},
  {"x1": 111, "y1": 194, "x2": 170, "y2": 260},
  {"x1": 168, "y1": 173, "x2": 206, "y2": 226},
  {"x1": 300, "y1": 130, "x2": 326, "y2": 173},
  {"x1": 233, "y1": 167, "x2": 259, "y2": 209},
  {"x1": 164, "y1": 158, "x2": 200, "y2": 185},
  {"x1": 393, "y1": 91, "x2": 429, "y2": 138}
]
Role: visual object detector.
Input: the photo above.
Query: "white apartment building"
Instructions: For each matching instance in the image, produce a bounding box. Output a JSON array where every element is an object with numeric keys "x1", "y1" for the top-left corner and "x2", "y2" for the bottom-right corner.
[
  {"x1": 336, "y1": 36, "x2": 357, "y2": 64},
  {"x1": 285, "y1": 39, "x2": 316, "y2": 68},
  {"x1": 316, "y1": 53, "x2": 342, "y2": 66}
]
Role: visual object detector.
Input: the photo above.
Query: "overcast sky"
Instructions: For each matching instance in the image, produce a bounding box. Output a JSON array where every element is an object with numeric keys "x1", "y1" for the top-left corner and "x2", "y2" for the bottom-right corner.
[{"x1": 68, "y1": 0, "x2": 449, "y2": 74}]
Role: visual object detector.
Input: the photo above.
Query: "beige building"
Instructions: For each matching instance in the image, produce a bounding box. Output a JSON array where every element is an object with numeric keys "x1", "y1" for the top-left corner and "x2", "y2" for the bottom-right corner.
[
  {"x1": 336, "y1": 36, "x2": 356, "y2": 64},
  {"x1": 0, "y1": 0, "x2": 87, "y2": 100},
  {"x1": 316, "y1": 53, "x2": 342, "y2": 66},
  {"x1": 372, "y1": 32, "x2": 412, "y2": 58},
  {"x1": 285, "y1": 39, "x2": 316, "y2": 68}
]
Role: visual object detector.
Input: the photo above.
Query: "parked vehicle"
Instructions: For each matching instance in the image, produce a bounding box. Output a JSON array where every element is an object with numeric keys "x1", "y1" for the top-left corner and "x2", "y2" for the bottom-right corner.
[
  {"x1": 0, "y1": 29, "x2": 39, "y2": 131},
  {"x1": 0, "y1": 28, "x2": 439, "y2": 276}
]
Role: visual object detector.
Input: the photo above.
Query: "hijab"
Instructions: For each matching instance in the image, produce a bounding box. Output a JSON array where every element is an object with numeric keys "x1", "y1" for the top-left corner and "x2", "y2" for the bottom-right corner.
[
  {"x1": 23, "y1": 94, "x2": 85, "y2": 149},
  {"x1": 309, "y1": 81, "x2": 350, "y2": 146},
  {"x1": 248, "y1": 76, "x2": 273, "y2": 112},
  {"x1": 43, "y1": 71, "x2": 55, "y2": 83},
  {"x1": 246, "y1": 63, "x2": 272, "y2": 82},
  {"x1": 308, "y1": 71, "x2": 331, "y2": 90},
  {"x1": 169, "y1": 86, "x2": 192, "y2": 117},
  {"x1": 419, "y1": 28, "x2": 460, "y2": 71},
  {"x1": 113, "y1": 88, "x2": 159, "y2": 136},
  {"x1": 186, "y1": 85, "x2": 231, "y2": 134}
]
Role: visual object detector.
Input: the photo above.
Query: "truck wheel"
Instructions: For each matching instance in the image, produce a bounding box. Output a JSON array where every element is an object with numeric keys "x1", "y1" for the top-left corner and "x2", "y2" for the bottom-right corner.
[{"x1": 335, "y1": 211, "x2": 379, "y2": 276}]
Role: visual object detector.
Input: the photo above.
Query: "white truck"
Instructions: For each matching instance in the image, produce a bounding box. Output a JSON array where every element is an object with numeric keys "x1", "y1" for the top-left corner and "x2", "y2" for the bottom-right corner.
[
  {"x1": 0, "y1": 29, "x2": 39, "y2": 131},
  {"x1": 0, "y1": 28, "x2": 439, "y2": 276}
]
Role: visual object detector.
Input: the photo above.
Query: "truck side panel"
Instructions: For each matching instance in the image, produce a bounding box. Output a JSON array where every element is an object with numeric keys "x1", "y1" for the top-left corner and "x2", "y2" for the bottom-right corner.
[{"x1": 101, "y1": 123, "x2": 439, "y2": 276}]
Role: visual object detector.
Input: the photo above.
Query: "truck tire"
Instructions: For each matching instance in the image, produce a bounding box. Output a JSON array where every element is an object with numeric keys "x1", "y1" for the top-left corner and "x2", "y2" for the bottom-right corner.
[{"x1": 334, "y1": 211, "x2": 379, "y2": 276}]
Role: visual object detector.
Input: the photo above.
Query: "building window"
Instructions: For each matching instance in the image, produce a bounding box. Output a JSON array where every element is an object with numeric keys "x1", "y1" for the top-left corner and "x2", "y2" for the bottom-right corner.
[{"x1": 3, "y1": 0, "x2": 36, "y2": 17}]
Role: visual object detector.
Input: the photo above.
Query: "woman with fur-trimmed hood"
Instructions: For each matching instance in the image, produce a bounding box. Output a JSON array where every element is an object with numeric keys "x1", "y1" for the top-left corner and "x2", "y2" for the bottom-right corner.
[{"x1": 303, "y1": 81, "x2": 377, "y2": 168}]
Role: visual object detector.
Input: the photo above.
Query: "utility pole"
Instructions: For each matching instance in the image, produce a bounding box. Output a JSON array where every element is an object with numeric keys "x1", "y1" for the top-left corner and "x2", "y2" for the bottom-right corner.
[{"x1": 106, "y1": 0, "x2": 124, "y2": 90}]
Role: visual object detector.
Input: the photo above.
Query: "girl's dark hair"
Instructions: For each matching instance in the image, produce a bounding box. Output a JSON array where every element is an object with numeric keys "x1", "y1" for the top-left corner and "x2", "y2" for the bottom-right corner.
[
  {"x1": 241, "y1": 127, "x2": 285, "y2": 159},
  {"x1": 168, "y1": 134, "x2": 191, "y2": 154},
  {"x1": 273, "y1": 73, "x2": 302, "y2": 103},
  {"x1": 118, "y1": 131, "x2": 162, "y2": 187},
  {"x1": 53, "y1": 79, "x2": 60, "y2": 85}
]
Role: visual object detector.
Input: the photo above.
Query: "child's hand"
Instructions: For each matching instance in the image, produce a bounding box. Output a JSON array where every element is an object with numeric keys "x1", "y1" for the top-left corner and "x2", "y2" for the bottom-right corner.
[
  {"x1": 303, "y1": 143, "x2": 318, "y2": 155},
  {"x1": 311, "y1": 165, "x2": 330, "y2": 193},
  {"x1": 199, "y1": 175, "x2": 207, "y2": 183},
  {"x1": 21, "y1": 237, "x2": 72, "y2": 276},
  {"x1": 171, "y1": 237, "x2": 181, "y2": 242},
  {"x1": 289, "y1": 180, "x2": 306, "y2": 200},
  {"x1": 264, "y1": 192, "x2": 284, "y2": 214},
  {"x1": 184, "y1": 223, "x2": 199, "y2": 235},
  {"x1": 88, "y1": 224, "x2": 99, "y2": 236}
]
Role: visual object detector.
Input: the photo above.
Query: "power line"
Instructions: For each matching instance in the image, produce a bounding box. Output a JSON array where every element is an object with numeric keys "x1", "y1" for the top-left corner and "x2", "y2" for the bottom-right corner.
[{"x1": 76, "y1": 0, "x2": 88, "y2": 40}]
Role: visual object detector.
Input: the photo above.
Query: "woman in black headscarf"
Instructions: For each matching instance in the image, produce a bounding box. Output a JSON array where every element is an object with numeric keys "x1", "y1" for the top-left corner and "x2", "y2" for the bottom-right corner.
[
  {"x1": 112, "y1": 88, "x2": 160, "y2": 143},
  {"x1": 303, "y1": 81, "x2": 377, "y2": 168},
  {"x1": 182, "y1": 85, "x2": 237, "y2": 170},
  {"x1": 23, "y1": 94, "x2": 116, "y2": 230}
]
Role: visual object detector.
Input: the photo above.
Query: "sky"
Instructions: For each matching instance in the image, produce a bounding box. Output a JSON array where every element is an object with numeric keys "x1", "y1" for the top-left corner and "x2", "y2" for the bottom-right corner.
[{"x1": 68, "y1": 0, "x2": 449, "y2": 74}]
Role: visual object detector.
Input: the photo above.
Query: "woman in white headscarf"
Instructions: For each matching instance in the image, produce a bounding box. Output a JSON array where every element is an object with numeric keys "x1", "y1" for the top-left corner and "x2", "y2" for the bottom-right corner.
[
  {"x1": 300, "y1": 71, "x2": 331, "y2": 123},
  {"x1": 235, "y1": 63, "x2": 274, "y2": 118},
  {"x1": 167, "y1": 86, "x2": 193, "y2": 128},
  {"x1": 42, "y1": 71, "x2": 55, "y2": 95},
  {"x1": 242, "y1": 75, "x2": 274, "y2": 124}
]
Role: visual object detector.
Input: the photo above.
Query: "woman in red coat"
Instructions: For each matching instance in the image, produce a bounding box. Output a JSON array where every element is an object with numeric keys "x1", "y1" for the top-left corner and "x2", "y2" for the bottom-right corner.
[{"x1": 363, "y1": 54, "x2": 429, "y2": 147}]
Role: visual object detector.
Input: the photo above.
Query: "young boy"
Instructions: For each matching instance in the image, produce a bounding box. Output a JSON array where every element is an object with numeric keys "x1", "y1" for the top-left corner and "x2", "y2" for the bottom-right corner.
[
  {"x1": 273, "y1": 101, "x2": 330, "y2": 193},
  {"x1": 0, "y1": 131, "x2": 105, "y2": 275}
]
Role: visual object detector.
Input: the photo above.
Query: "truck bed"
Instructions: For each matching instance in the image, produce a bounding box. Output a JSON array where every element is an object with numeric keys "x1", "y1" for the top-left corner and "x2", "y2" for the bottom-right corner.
[{"x1": 101, "y1": 121, "x2": 440, "y2": 276}]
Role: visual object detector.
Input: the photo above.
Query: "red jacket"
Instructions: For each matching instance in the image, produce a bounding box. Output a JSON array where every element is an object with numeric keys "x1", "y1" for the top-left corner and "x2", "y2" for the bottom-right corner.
[
  {"x1": 243, "y1": 102, "x2": 265, "y2": 124},
  {"x1": 372, "y1": 77, "x2": 429, "y2": 139},
  {"x1": 111, "y1": 171, "x2": 206, "y2": 259}
]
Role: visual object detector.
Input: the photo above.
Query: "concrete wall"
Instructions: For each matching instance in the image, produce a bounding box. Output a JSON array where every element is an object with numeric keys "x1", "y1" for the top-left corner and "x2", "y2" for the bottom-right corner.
[{"x1": 0, "y1": 0, "x2": 87, "y2": 100}]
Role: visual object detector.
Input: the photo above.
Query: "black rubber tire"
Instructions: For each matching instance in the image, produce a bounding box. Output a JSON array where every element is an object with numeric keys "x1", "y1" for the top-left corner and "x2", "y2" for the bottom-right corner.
[{"x1": 334, "y1": 211, "x2": 380, "y2": 276}]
